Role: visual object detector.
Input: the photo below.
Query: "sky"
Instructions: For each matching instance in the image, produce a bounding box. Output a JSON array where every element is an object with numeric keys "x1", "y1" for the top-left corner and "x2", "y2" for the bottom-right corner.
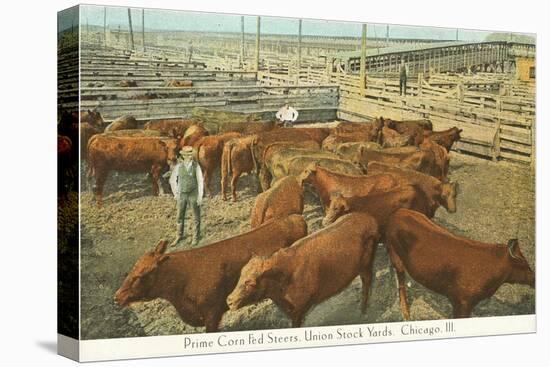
[{"x1": 58, "y1": 4, "x2": 530, "y2": 42}]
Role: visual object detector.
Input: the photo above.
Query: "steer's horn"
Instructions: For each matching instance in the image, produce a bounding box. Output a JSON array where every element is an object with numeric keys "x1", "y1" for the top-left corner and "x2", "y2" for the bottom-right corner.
[{"x1": 507, "y1": 238, "x2": 521, "y2": 260}]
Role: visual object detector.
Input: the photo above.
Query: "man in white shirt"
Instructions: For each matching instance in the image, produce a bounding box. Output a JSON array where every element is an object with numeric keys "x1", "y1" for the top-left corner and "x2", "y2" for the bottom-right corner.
[
  {"x1": 169, "y1": 146, "x2": 204, "y2": 247},
  {"x1": 276, "y1": 103, "x2": 299, "y2": 127}
]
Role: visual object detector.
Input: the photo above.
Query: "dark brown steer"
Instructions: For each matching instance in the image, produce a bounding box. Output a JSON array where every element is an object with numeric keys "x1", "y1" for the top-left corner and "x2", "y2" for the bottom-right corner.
[
  {"x1": 335, "y1": 142, "x2": 381, "y2": 161},
  {"x1": 118, "y1": 80, "x2": 138, "y2": 87},
  {"x1": 380, "y1": 126, "x2": 414, "y2": 148},
  {"x1": 104, "y1": 115, "x2": 138, "y2": 132},
  {"x1": 165, "y1": 79, "x2": 193, "y2": 87},
  {"x1": 180, "y1": 124, "x2": 209, "y2": 148},
  {"x1": 251, "y1": 129, "x2": 325, "y2": 170},
  {"x1": 354, "y1": 146, "x2": 440, "y2": 180},
  {"x1": 385, "y1": 208, "x2": 535, "y2": 319},
  {"x1": 227, "y1": 212, "x2": 379, "y2": 326},
  {"x1": 423, "y1": 127, "x2": 462, "y2": 152},
  {"x1": 87, "y1": 135, "x2": 179, "y2": 206},
  {"x1": 261, "y1": 148, "x2": 337, "y2": 190},
  {"x1": 251, "y1": 176, "x2": 304, "y2": 228},
  {"x1": 114, "y1": 214, "x2": 307, "y2": 332},
  {"x1": 143, "y1": 119, "x2": 196, "y2": 137},
  {"x1": 219, "y1": 120, "x2": 281, "y2": 135},
  {"x1": 297, "y1": 164, "x2": 399, "y2": 210}
]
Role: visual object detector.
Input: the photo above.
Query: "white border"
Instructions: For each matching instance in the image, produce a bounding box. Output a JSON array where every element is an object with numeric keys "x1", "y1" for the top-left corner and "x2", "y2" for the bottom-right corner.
[{"x1": 75, "y1": 315, "x2": 535, "y2": 362}]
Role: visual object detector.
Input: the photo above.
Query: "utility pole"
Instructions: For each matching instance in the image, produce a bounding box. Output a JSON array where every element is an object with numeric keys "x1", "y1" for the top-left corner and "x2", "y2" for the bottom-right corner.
[
  {"x1": 240, "y1": 16, "x2": 245, "y2": 69},
  {"x1": 360, "y1": 23, "x2": 367, "y2": 93},
  {"x1": 456, "y1": 28, "x2": 459, "y2": 41},
  {"x1": 127, "y1": 8, "x2": 135, "y2": 50},
  {"x1": 386, "y1": 24, "x2": 389, "y2": 46},
  {"x1": 103, "y1": 6, "x2": 107, "y2": 48},
  {"x1": 142, "y1": 8, "x2": 145, "y2": 51},
  {"x1": 255, "y1": 16, "x2": 261, "y2": 72},
  {"x1": 297, "y1": 19, "x2": 302, "y2": 84}
]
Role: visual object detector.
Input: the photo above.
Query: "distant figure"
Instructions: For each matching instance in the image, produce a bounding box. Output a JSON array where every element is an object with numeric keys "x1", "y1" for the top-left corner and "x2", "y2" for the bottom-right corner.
[
  {"x1": 187, "y1": 40, "x2": 194, "y2": 63},
  {"x1": 276, "y1": 103, "x2": 299, "y2": 128},
  {"x1": 399, "y1": 59, "x2": 409, "y2": 96}
]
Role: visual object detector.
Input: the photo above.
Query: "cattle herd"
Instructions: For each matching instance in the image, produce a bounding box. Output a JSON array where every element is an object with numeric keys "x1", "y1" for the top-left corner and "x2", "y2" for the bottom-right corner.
[{"x1": 57, "y1": 109, "x2": 535, "y2": 333}]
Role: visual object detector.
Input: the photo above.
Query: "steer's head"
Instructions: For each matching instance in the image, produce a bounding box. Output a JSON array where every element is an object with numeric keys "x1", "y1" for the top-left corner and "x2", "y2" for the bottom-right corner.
[
  {"x1": 164, "y1": 139, "x2": 180, "y2": 166},
  {"x1": 506, "y1": 239, "x2": 535, "y2": 288},
  {"x1": 87, "y1": 109, "x2": 105, "y2": 128},
  {"x1": 440, "y1": 181, "x2": 459, "y2": 213},
  {"x1": 323, "y1": 192, "x2": 350, "y2": 227},
  {"x1": 114, "y1": 240, "x2": 170, "y2": 307},
  {"x1": 296, "y1": 163, "x2": 317, "y2": 188},
  {"x1": 227, "y1": 255, "x2": 270, "y2": 311}
]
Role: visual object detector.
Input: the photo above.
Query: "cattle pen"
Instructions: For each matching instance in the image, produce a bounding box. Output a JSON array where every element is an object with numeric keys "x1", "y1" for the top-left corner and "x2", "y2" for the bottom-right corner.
[
  {"x1": 58, "y1": 7, "x2": 536, "y2": 341},
  {"x1": 58, "y1": 20, "x2": 536, "y2": 166}
]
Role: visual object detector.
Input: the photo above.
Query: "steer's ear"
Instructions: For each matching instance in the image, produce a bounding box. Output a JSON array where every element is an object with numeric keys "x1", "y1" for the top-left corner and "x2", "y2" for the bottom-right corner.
[{"x1": 154, "y1": 240, "x2": 169, "y2": 255}]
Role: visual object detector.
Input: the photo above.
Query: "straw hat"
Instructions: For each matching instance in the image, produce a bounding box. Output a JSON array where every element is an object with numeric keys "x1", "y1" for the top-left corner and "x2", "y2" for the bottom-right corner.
[{"x1": 178, "y1": 146, "x2": 194, "y2": 158}]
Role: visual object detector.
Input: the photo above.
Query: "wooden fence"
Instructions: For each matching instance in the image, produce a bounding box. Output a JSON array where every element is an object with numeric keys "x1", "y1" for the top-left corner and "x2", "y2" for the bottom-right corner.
[
  {"x1": 76, "y1": 84, "x2": 338, "y2": 122},
  {"x1": 259, "y1": 68, "x2": 535, "y2": 165}
]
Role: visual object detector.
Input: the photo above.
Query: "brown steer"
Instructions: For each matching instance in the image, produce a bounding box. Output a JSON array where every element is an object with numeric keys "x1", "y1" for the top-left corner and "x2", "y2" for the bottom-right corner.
[
  {"x1": 180, "y1": 124, "x2": 209, "y2": 148},
  {"x1": 221, "y1": 136, "x2": 257, "y2": 201},
  {"x1": 423, "y1": 127, "x2": 462, "y2": 152},
  {"x1": 143, "y1": 119, "x2": 196, "y2": 137},
  {"x1": 87, "y1": 135, "x2": 179, "y2": 206},
  {"x1": 114, "y1": 214, "x2": 308, "y2": 332},
  {"x1": 227, "y1": 212, "x2": 379, "y2": 326},
  {"x1": 385, "y1": 208, "x2": 535, "y2": 319},
  {"x1": 297, "y1": 164, "x2": 399, "y2": 210},
  {"x1": 251, "y1": 176, "x2": 304, "y2": 228},
  {"x1": 322, "y1": 185, "x2": 432, "y2": 228},
  {"x1": 367, "y1": 161, "x2": 459, "y2": 216},
  {"x1": 192, "y1": 132, "x2": 242, "y2": 196},
  {"x1": 104, "y1": 115, "x2": 139, "y2": 132}
]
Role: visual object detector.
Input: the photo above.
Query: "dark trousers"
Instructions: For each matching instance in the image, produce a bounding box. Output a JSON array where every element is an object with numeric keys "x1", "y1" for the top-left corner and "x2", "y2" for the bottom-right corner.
[
  {"x1": 283, "y1": 120, "x2": 294, "y2": 128},
  {"x1": 176, "y1": 189, "x2": 200, "y2": 239},
  {"x1": 399, "y1": 76, "x2": 407, "y2": 95}
]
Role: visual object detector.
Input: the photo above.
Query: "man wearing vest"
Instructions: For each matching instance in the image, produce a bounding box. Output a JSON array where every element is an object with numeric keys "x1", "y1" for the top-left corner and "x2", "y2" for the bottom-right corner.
[{"x1": 169, "y1": 146, "x2": 204, "y2": 247}]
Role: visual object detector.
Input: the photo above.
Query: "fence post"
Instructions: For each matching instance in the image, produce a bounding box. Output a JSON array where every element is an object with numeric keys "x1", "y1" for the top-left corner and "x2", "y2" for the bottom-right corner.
[
  {"x1": 240, "y1": 16, "x2": 245, "y2": 69},
  {"x1": 127, "y1": 8, "x2": 135, "y2": 50},
  {"x1": 359, "y1": 24, "x2": 367, "y2": 95},
  {"x1": 103, "y1": 7, "x2": 107, "y2": 48},
  {"x1": 296, "y1": 19, "x2": 302, "y2": 85},
  {"x1": 530, "y1": 120, "x2": 536, "y2": 170},
  {"x1": 493, "y1": 98, "x2": 502, "y2": 161},
  {"x1": 255, "y1": 16, "x2": 261, "y2": 72},
  {"x1": 142, "y1": 8, "x2": 145, "y2": 52}
]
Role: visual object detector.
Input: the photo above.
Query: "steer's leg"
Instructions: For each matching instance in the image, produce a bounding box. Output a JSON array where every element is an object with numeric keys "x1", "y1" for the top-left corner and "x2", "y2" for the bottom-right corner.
[
  {"x1": 452, "y1": 299, "x2": 474, "y2": 319},
  {"x1": 231, "y1": 173, "x2": 239, "y2": 202},
  {"x1": 151, "y1": 164, "x2": 162, "y2": 196},
  {"x1": 359, "y1": 239, "x2": 379, "y2": 314},
  {"x1": 94, "y1": 168, "x2": 108, "y2": 208},
  {"x1": 386, "y1": 246, "x2": 411, "y2": 320},
  {"x1": 204, "y1": 310, "x2": 223, "y2": 333}
]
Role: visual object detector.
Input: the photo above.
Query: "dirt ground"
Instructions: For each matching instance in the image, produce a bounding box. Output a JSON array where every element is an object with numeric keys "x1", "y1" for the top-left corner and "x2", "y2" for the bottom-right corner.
[{"x1": 80, "y1": 149, "x2": 535, "y2": 340}]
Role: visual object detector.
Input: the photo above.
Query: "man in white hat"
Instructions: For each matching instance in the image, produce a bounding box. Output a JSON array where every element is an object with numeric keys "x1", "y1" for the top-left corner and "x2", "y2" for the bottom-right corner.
[
  {"x1": 169, "y1": 146, "x2": 204, "y2": 247},
  {"x1": 276, "y1": 103, "x2": 299, "y2": 127}
]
